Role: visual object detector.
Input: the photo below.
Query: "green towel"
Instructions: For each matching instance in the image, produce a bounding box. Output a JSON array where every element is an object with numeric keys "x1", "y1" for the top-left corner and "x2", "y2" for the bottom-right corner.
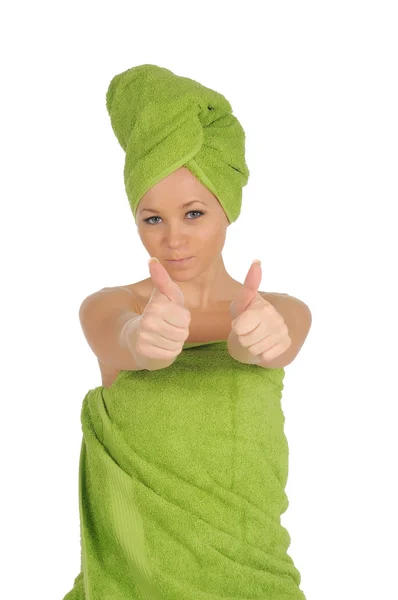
[
  {"x1": 105, "y1": 63, "x2": 250, "y2": 224},
  {"x1": 63, "y1": 340, "x2": 306, "y2": 599}
]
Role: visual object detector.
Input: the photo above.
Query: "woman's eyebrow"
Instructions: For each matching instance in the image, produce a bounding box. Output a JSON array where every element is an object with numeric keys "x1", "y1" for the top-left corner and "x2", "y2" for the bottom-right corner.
[{"x1": 140, "y1": 200, "x2": 208, "y2": 213}]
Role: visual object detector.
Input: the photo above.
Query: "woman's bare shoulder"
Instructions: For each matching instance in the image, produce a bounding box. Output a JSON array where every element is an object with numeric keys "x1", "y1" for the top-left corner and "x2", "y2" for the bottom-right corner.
[{"x1": 99, "y1": 280, "x2": 150, "y2": 315}]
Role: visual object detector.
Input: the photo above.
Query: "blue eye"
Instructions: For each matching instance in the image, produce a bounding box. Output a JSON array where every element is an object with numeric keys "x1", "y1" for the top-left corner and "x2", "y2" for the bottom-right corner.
[{"x1": 144, "y1": 210, "x2": 205, "y2": 225}]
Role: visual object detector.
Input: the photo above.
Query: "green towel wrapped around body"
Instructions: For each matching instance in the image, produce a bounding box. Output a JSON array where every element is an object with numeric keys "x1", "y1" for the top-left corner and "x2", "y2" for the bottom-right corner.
[{"x1": 63, "y1": 340, "x2": 306, "y2": 600}]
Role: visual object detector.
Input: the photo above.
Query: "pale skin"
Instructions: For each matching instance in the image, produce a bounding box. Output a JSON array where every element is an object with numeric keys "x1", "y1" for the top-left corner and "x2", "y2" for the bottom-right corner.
[
  {"x1": 148, "y1": 257, "x2": 292, "y2": 366},
  {"x1": 135, "y1": 166, "x2": 241, "y2": 311},
  {"x1": 98, "y1": 166, "x2": 311, "y2": 385},
  {"x1": 136, "y1": 166, "x2": 311, "y2": 365}
]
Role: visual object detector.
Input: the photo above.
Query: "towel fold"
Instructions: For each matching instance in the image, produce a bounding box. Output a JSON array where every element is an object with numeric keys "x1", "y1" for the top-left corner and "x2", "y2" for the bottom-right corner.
[
  {"x1": 63, "y1": 341, "x2": 306, "y2": 599},
  {"x1": 105, "y1": 64, "x2": 250, "y2": 224}
]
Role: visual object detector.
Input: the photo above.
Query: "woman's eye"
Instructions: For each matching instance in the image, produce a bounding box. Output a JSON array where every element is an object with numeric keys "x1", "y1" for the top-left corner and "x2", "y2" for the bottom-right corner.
[{"x1": 144, "y1": 210, "x2": 205, "y2": 225}]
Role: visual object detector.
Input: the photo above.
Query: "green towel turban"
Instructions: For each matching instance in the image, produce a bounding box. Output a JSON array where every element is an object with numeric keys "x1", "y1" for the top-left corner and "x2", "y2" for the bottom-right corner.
[{"x1": 105, "y1": 64, "x2": 250, "y2": 224}]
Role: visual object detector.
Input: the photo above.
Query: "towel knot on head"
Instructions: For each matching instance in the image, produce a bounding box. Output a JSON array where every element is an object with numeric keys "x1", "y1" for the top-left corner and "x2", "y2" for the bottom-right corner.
[{"x1": 105, "y1": 64, "x2": 250, "y2": 223}]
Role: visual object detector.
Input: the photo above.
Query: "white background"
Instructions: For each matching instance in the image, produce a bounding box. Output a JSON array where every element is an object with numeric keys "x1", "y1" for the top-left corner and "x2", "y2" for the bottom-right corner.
[{"x1": 2, "y1": 1, "x2": 397, "y2": 599}]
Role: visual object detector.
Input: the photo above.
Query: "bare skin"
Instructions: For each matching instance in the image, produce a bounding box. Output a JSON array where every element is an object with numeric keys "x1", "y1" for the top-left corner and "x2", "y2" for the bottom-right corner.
[
  {"x1": 98, "y1": 282, "x2": 243, "y2": 388},
  {"x1": 99, "y1": 166, "x2": 262, "y2": 386},
  {"x1": 135, "y1": 166, "x2": 241, "y2": 310}
]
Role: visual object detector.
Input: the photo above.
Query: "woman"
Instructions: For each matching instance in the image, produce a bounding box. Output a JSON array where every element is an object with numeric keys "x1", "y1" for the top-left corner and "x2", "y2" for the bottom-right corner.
[{"x1": 63, "y1": 64, "x2": 310, "y2": 600}]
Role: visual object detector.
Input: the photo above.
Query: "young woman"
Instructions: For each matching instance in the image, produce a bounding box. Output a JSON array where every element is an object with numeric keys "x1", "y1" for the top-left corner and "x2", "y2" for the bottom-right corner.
[{"x1": 63, "y1": 64, "x2": 311, "y2": 600}]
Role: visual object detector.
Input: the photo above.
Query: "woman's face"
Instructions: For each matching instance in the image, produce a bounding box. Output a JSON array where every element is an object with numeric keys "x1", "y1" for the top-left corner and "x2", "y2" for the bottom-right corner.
[{"x1": 135, "y1": 167, "x2": 229, "y2": 277}]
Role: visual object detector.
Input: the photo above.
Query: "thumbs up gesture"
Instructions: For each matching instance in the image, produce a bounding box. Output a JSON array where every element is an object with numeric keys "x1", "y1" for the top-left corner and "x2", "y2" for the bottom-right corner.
[
  {"x1": 229, "y1": 261, "x2": 292, "y2": 365},
  {"x1": 132, "y1": 257, "x2": 191, "y2": 369}
]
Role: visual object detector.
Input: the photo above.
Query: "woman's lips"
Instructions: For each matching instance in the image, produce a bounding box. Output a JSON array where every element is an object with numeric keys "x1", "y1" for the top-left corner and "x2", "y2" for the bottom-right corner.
[{"x1": 165, "y1": 257, "x2": 193, "y2": 264}]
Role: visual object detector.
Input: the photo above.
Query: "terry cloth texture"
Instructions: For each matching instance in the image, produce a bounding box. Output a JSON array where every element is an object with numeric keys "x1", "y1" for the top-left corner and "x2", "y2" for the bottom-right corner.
[
  {"x1": 105, "y1": 64, "x2": 250, "y2": 224},
  {"x1": 63, "y1": 340, "x2": 306, "y2": 600}
]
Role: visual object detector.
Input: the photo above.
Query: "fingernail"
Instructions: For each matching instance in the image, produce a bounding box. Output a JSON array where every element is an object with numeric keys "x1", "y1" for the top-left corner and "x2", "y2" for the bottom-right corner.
[
  {"x1": 252, "y1": 259, "x2": 261, "y2": 265},
  {"x1": 148, "y1": 257, "x2": 159, "y2": 265}
]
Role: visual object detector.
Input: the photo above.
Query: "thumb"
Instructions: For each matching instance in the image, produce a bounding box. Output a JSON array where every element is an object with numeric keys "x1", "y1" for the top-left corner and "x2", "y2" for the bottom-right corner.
[
  {"x1": 148, "y1": 257, "x2": 185, "y2": 306},
  {"x1": 230, "y1": 260, "x2": 262, "y2": 320}
]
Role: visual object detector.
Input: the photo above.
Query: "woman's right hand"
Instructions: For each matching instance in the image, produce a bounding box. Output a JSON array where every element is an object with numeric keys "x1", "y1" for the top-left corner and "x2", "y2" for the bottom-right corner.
[{"x1": 130, "y1": 258, "x2": 191, "y2": 369}]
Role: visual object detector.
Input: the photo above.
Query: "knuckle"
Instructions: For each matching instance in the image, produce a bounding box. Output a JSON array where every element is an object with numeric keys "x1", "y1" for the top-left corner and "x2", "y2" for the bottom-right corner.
[
  {"x1": 280, "y1": 322, "x2": 288, "y2": 334},
  {"x1": 136, "y1": 340, "x2": 145, "y2": 354},
  {"x1": 140, "y1": 314, "x2": 152, "y2": 327}
]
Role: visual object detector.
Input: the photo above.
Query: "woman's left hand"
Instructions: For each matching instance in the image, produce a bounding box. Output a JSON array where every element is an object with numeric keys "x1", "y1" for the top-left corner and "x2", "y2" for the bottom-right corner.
[{"x1": 229, "y1": 261, "x2": 292, "y2": 364}]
